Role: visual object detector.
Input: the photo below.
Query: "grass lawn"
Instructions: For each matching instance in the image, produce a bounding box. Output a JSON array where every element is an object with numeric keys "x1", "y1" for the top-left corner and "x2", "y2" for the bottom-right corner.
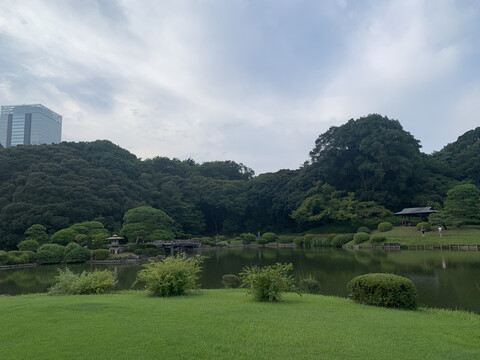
[
  {"x1": 371, "y1": 226, "x2": 480, "y2": 246},
  {"x1": 1, "y1": 290, "x2": 479, "y2": 360}
]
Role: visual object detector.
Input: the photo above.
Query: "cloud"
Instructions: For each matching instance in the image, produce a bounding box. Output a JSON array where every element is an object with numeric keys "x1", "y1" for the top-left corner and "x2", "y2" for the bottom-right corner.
[{"x1": 0, "y1": 0, "x2": 479, "y2": 173}]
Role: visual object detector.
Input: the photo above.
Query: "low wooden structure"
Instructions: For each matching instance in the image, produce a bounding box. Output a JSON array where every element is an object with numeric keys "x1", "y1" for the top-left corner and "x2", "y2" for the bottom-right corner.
[{"x1": 395, "y1": 207, "x2": 438, "y2": 225}]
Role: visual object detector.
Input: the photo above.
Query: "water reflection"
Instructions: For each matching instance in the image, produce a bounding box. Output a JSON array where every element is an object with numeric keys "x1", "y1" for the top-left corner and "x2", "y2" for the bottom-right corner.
[{"x1": 1, "y1": 248, "x2": 480, "y2": 313}]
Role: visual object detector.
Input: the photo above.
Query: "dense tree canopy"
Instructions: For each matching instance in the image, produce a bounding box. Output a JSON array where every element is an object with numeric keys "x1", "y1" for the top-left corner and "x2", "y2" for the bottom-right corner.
[{"x1": 0, "y1": 115, "x2": 479, "y2": 250}]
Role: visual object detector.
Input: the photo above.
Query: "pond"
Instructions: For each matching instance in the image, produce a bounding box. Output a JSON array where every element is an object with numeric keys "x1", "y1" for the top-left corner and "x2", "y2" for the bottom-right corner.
[{"x1": 1, "y1": 247, "x2": 480, "y2": 313}]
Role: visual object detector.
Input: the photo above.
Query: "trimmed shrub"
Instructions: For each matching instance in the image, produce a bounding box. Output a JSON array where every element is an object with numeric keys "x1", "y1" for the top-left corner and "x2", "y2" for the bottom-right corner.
[
  {"x1": 135, "y1": 253, "x2": 204, "y2": 297},
  {"x1": 378, "y1": 222, "x2": 393, "y2": 232},
  {"x1": 298, "y1": 276, "x2": 321, "y2": 294},
  {"x1": 64, "y1": 243, "x2": 91, "y2": 263},
  {"x1": 134, "y1": 247, "x2": 164, "y2": 257},
  {"x1": 51, "y1": 229, "x2": 77, "y2": 246},
  {"x1": 331, "y1": 234, "x2": 354, "y2": 247},
  {"x1": 261, "y1": 232, "x2": 277, "y2": 242},
  {"x1": 36, "y1": 244, "x2": 64, "y2": 264},
  {"x1": 92, "y1": 249, "x2": 110, "y2": 260},
  {"x1": 23, "y1": 251, "x2": 36, "y2": 263},
  {"x1": 199, "y1": 237, "x2": 214, "y2": 246},
  {"x1": 353, "y1": 232, "x2": 370, "y2": 245},
  {"x1": 221, "y1": 274, "x2": 241, "y2": 288},
  {"x1": 256, "y1": 238, "x2": 268, "y2": 245},
  {"x1": 17, "y1": 239, "x2": 40, "y2": 252},
  {"x1": 241, "y1": 233, "x2": 257, "y2": 244},
  {"x1": 278, "y1": 235, "x2": 293, "y2": 244},
  {"x1": 294, "y1": 237, "x2": 304, "y2": 246},
  {"x1": 240, "y1": 263, "x2": 297, "y2": 302},
  {"x1": 371, "y1": 236, "x2": 387, "y2": 244},
  {"x1": 416, "y1": 222, "x2": 432, "y2": 232},
  {"x1": 0, "y1": 250, "x2": 9, "y2": 265},
  {"x1": 347, "y1": 273, "x2": 417, "y2": 310},
  {"x1": 357, "y1": 227, "x2": 371, "y2": 234},
  {"x1": 49, "y1": 268, "x2": 116, "y2": 295}
]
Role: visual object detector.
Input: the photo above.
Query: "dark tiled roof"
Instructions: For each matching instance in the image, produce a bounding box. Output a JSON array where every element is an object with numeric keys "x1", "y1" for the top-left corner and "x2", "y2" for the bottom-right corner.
[{"x1": 395, "y1": 207, "x2": 438, "y2": 215}]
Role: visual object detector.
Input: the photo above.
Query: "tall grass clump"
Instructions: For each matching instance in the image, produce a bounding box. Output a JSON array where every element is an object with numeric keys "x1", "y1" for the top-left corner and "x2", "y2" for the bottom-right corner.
[
  {"x1": 240, "y1": 263, "x2": 298, "y2": 302},
  {"x1": 135, "y1": 253, "x2": 204, "y2": 297},
  {"x1": 49, "y1": 268, "x2": 116, "y2": 295}
]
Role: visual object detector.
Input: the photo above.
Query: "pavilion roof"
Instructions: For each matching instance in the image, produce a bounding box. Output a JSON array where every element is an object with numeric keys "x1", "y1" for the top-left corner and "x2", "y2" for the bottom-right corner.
[{"x1": 395, "y1": 207, "x2": 438, "y2": 216}]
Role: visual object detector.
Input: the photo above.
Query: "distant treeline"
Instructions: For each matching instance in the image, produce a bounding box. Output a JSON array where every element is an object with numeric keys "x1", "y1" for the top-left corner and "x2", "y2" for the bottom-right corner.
[{"x1": 0, "y1": 113, "x2": 478, "y2": 249}]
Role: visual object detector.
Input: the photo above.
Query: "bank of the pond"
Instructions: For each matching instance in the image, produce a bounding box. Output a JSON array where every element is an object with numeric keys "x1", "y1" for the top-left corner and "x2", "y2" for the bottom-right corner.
[{"x1": 1, "y1": 290, "x2": 479, "y2": 360}]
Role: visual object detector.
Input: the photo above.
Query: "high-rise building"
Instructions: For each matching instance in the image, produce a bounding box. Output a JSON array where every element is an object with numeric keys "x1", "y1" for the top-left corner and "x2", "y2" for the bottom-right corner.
[{"x1": 0, "y1": 104, "x2": 62, "y2": 148}]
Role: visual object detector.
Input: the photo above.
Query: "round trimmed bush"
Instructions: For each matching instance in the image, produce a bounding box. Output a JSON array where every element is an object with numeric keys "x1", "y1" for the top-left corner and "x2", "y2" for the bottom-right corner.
[
  {"x1": 261, "y1": 232, "x2": 277, "y2": 242},
  {"x1": 294, "y1": 237, "x2": 304, "y2": 246},
  {"x1": 353, "y1": 232, "x2": 370, "y2": 244},
  {"x1": 64, "y1": 243, "x2": 91, "y2": 263},
  {"x1": 377, "y1": 222, "x2": 393, "y2": 232},
  {"x1": 17, "y1": 239, "x2": 40, "y2": 252},
  {"x1": 326, "y1": 234, "x2": 336, "y2": 245},
  {"x1": 92, "y1": 249, "x2": 110, "y2": 260},
  {"x1": 416, "y1": 222, "x2": 431, "y2": 231},
  {"x1": 241, "y1": 233, "x2": 257, "y2": 244},
  {"x1": 221, "y1": 274, "x2": 241, "y2": 288},
  {"x1": 278, "y1": 235, "x2": 293, "y2": 244},
  {"x1": 347, "y1": 273, "x2": 417, "y2": 310},
  {"x1": 331, "y1": 234, "x2": 354, "y2": 247},
  {"x1": 36, "y1": 244, "x2": 64, "y2": 264},
  {"x1": 357, "y1": 226, "x2": 371, "y2": 234}
]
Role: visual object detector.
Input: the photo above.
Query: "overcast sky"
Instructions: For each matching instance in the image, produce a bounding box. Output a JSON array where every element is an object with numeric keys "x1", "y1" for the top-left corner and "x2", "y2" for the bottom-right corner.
[{"x1": 1, "y1": 0, "x2": 479, "y2": 174}]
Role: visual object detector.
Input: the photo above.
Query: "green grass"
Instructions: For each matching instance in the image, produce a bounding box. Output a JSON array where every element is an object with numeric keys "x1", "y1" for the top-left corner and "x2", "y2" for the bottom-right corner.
[
  {"x1": 371, "y1": 226, "x2": 480, "y2": 246},
  {"x1": 1, "y1": 290, "x2": 479, "y2": 360}
]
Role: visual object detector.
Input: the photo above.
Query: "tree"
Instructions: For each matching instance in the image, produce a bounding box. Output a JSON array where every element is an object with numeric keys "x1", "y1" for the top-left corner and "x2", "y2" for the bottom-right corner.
[
  {"x1": 309, "y1": 114, "x2": 423, "y2": 208},
  {"x1": 443, "y1": 184, "x2": 480, "y2": 226},
  {"x1": 120, "y1": 206, "x2": 179, "y2": 243},
  {"x1": 24, "y1": 224, "x2": 49, "y2": 244}
]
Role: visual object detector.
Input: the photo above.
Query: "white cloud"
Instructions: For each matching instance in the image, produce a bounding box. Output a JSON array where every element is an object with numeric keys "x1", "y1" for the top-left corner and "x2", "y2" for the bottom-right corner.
[{"x1": 1, "y1": 0, "x2": 479, "y2": 172}]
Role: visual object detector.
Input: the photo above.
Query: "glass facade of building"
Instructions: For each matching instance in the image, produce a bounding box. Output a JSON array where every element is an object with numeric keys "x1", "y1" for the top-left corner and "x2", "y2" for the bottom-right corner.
[{"x1": 0, "y1": 104, "x2": 62, "y2": 148}]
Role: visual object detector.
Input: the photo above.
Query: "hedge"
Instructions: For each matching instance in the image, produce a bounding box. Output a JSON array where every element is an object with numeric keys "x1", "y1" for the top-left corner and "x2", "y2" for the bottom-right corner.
[
  {"x1": 331, "y1": 234, "x2": 354, "y2": 247},
  {"x1": 353, "y1": 232, "x2": 370, "y2": 244},
  {"x1": 377, "y1": 222, "x2": 393, "y2": 232}
]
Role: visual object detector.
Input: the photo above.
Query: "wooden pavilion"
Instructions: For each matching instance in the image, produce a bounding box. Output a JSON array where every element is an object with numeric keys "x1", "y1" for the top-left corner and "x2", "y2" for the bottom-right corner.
[{"x1": 395, "y1": 207, "x2": 438, "y2": 225}]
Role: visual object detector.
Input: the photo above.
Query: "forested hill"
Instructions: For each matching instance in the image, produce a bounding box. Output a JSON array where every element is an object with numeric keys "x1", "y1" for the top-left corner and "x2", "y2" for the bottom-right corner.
[{"x1": 0, "y1": 114, "x2": 478, "y2": 249}]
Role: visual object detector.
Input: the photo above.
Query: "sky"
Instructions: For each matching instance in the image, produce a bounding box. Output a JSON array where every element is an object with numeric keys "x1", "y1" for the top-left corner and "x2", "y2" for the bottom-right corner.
[{"x1": 1, "y1": 0, "x2": 479, "y2": 174}]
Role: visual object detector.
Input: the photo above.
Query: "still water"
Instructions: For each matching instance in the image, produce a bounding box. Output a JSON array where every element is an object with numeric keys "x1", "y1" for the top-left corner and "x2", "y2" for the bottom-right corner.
[{"x1": 1, "y1": 247, "x2": 479, "y2": 313}]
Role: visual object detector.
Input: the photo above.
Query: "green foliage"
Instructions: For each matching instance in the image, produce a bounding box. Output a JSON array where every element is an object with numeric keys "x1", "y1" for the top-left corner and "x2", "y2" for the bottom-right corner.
[
  {"x1": 444, "y1": 184, "x2": 480, "y2": 226},
  {"x1": 256, "y1": 237, "x2": 268, "y2": 245},
  {"x1": 221, "y1": 274, "x2": 241, "y2": 289},
  {"x1": 331, "y1": 234, "x2": 354, "y2": 247},
  {"x1": 303, "y1": 234, "x2": 314, "y2": 247},
  {"x1": 240, "y1": 233, "x2": 257, "y2": 244},
  {"x1": 326, "y1": 233, "x2": 336, "y2": 245},
  {"x1": 121, "y1": 206, "x2": 178, "y2": 243},
  {"x1": 294, "y1": 237, "x2": 304, "y2": 246},
  {"x1": 0, "y1": 250, "x2": 8, "y2": 265},
  {"x1": 261, "y1": 232, "x2": 277, "y2": 242},
  {"x1": 240, "y1": 263, "x2": 297, "y2": 302},
  {"x1": 353, "y1": 232, "x2": 370, "y2": 244},
  {"x1": 291, "y1": 181, "x2": 392, "y2": 227},
  {"x1": 347, "y1": 273, "x2": 417, "y2": 310},
  {"x1": 91, "y1": 249, "x2": 110, "y2": 260},
  {"x1": 416, "y1": 222, "x2": 431, "y2": 231},
  {"x1": 24, "y1": 224, "x2": 49, "y2": 244},
  {"x1": 17, "y1": 239, "x2": 40, "y2": 252},
  {"x1": 357, "y1": 226, "x2": 371, "y2": 234},
  {"x1": 7, "y1": 251, "x2": 34, "y2": 265},
  {"x1": 429, "y1": 211, "x2": 456, "y2": 229},
  {"x1": 36, "y1": 244, "x2": 64, "y2": 264},
  {"x1": 298, "y1": 275, "x2": 321, "y2": 294},
  {"x1": 378, "y1": 222, "x2": 393, "y2": 232},
  {"x1": 371, "y1": 236, "x2": 387, "y2": 244},
  {"x1": 63, "y1": 242, "x2": 91, "y2": 263},
  {"x1": 51, "y1": 229, "x2": 76, "y2": 246},
  {"x1": 309, "y1": 114, "x2": 423, "y2": 209},
  {"x1": 49, "y1": 268, "x2": 116, "y2": 295},
  {"x1": 277, "y1": 235, "x2": 293, "y2": 244},
  {"x1": 135, "y1": 253, "x2": 204, "y2": 297}
]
